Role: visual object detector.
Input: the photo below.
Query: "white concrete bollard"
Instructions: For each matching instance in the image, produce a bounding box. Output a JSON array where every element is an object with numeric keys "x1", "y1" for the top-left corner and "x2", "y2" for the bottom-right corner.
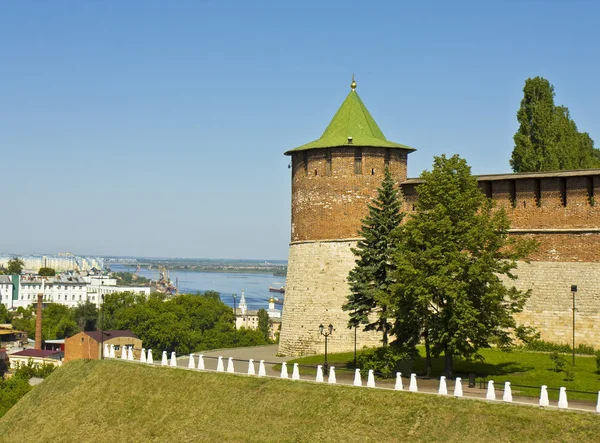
[
  {"x1": 127, "y1": 346, "x2": 134, "y2": 361},
  {"x1": 316, "y1": 365, "x2": 324, "y2": 383},
  {"x1": 140, "y1": 348, "x2": 147, "y2": 364},
  {"x1": 188, "y1": 354, "x2": 195, "y2": 369},
  {"x1": 438, "y1": 376, "x2": 448, "y2": 395},
  {"x1": 539, "y1": 385, "x2": 549, "y2": 407},
  {"x1": 454, "y1": 377, "x2": 463, "y2": 397},
  {"x1": 227, "y1": 357, "x2": 235, "y2": 373},
  {"x1": 121, "y1": 346, "x2": 127, "y2": 360},
  {"x1": 147, "y1": 349, "x2": 153, "y2": 364},
  {"x1": 258, "y1": 360, "x2": 266, "y2": 377},
  {"x1": 409, "y1": 373, "x2": 418, "y2": 392},
  {"x1": 394, "y1": 372, "x2": 403, "y2": 391},
  {"x1": 217, "y1": 356, "x2": 224, "y2": 372},
  {"x1": 353, "y1": 369, "x2": 362, "y2": 387},
  {"x1": 104, "y1": 344, "x2": 110, "y2": 358},
  {"x1": 109, "y1": 344, "x2": 115, "y2": 359},
  {"x1": 292, "y1": 363, "x2": 300, "y2": 380},
  {"x1": 328, "y1": 367, "x2": 336, "y2": 384},
  {"x1": 247, "y1": 359, "x2": 256, "y2": 375},
  {"x1": 503, "y1": 381, "x2": 512, "y2": 402},
  {"x1": 280, "y1": 362, "x2": 288, "y2": 379},
  {"x1": 170, "y1": 352, "x2": 177, "y2": 367},
  {"x1": 161, "y1": 351, "x2": 168, "y2": 366},
  {"x1": 197, "y1": 354, "x2": 204, "y2": 370},
  {"x1": 486, "y1": 380, "x2": 496, "y2": 401},
  {"x1": 367, "y1": 369, "x2": 376, "y2": 388},
  {"x1": 558, "y1": 387, "x2": 568, "y2": 409},
  {"x1": 596, "y1": 391, "x2": 600, "y2": 413}
]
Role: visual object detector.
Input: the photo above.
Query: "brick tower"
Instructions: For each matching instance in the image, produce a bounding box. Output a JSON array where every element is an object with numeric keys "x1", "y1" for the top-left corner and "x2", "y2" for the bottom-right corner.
[{"x1": 278, "y1": 78, "x2": 415, "y2": 356}]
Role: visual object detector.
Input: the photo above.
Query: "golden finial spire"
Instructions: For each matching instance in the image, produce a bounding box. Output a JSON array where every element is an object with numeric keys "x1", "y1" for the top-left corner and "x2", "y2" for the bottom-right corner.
[{"x1": 351, "y1": 74, "x2": 356, "y2": 91}]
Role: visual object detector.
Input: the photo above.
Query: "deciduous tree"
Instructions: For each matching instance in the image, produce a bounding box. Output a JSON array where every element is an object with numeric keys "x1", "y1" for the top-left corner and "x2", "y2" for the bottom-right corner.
[
  {"x1": 7, "y1": 258, "x2": 24, "y2": 275},
  {"x1": 393, "y1": 155, "x2": 537, "y2": 377},
  {"x1": 511, "y1": 77, "x2": 600, "y2": 172}
]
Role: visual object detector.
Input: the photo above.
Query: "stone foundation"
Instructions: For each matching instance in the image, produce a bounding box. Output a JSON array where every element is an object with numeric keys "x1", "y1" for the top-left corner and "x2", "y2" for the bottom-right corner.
[
  {"x1": 278, "y1": 240, "x2": 382, "y2": 356},
  {"x1": 279, "y1": 247, "x2": 600, "y2": 356},
  {"x1": 506, "y1": 261, "x2": 600, "y2": 347}
]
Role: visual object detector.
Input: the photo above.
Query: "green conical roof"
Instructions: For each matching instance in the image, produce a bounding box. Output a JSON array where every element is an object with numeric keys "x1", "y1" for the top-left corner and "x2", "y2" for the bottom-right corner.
[{"x1": 284, "y1": 85, "x2": 414, "y2": 155}]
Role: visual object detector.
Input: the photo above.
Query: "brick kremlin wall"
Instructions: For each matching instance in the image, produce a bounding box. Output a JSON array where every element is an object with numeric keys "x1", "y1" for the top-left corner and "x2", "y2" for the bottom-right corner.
[
  {"x1": 290, "y1": 148, "x2": 408, "y2": 242},
  {"x1": 279, "y1": 163, "x2": 600, "y2": 356}
]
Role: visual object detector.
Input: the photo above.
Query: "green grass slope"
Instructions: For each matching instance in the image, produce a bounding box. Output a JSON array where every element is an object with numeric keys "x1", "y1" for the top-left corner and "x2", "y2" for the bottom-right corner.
[{"x1": 1, "y1": 360, "x2": 599, "y2": 443}]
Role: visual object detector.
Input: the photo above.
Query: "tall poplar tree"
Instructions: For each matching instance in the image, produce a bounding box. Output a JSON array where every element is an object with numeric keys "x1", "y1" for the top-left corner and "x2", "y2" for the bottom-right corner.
[
  {"x1": 511, "y1": 77, "x2": 600, "y2": 172},
  {"x1": 393, "y1": 155, "x2": 537, "y2": 377},
  {"x1": 343, "y1": 168, "x2": 404, "y2": 347}
]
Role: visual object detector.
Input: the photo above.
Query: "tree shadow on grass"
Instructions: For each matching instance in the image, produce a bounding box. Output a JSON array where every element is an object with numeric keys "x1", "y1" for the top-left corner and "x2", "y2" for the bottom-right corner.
[{"x1": 411, "y1": 355, "x2": 533, "y2": 378}]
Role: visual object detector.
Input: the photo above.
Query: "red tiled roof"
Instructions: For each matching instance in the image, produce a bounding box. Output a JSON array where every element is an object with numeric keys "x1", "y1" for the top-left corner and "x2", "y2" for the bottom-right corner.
[{"x1": 11, "y1": 349, "x2": 62, "y2": 358}]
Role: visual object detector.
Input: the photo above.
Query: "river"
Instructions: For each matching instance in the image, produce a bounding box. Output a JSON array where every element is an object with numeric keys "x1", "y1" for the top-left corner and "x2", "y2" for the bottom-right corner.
[{"x1": 110, "y1": 264, "x2": 286, "y2": 311}]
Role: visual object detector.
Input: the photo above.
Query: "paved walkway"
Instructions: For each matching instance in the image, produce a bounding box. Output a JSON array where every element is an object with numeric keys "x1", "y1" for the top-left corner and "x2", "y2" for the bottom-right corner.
[{"x1": 168, "y1": 345, "x2": 598, "y2": 414}]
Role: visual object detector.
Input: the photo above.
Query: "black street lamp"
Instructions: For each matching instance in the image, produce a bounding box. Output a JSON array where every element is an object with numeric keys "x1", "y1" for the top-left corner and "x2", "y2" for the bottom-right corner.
[
  {"x1": 319, "y1": 323, "x2": 334, "y2": 375},
  {"x1": 100, "y1": 294, "x2": 105, "y2": 360},
  {"x1": 571, "y1": 285, "x2": 577, "y2": 366}
]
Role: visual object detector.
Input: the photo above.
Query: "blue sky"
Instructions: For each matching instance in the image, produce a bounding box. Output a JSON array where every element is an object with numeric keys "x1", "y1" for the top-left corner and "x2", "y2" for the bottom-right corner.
[{"x1": 1, "y1": 0, "x2": 599, "y2": 260}]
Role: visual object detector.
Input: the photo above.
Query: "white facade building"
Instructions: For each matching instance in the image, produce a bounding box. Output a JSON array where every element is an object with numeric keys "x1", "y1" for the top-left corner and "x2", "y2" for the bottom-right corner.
[{"x1": 0, "y1": 273, "x2": 150, "y2": 310}]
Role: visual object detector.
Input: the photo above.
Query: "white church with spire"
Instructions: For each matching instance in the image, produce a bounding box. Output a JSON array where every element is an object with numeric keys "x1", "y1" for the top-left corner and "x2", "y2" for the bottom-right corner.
[{"x1": 234, "y1": 290, "x2": 281, "y2": 340}]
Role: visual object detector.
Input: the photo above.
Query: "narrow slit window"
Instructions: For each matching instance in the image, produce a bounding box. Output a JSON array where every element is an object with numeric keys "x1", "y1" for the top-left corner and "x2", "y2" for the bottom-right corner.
[
  {"x1": 325, "y1": 150, "x2": 332, "y2": 176},
  {"x1": 509, "y1": 180, "x2": 517, "y2": 208},
  {"x1": 534, "y1": 179, "x2": 541, "y2": 207},
  {"x1": 314, "y1": 169, "x2": 318, "y2": 176},
  {"x1": 587, "y1": 176, "x2": 595, "y2": 206},
  {"x1": 559, "y1": 177, "x2": 567, "y2": 207},
  {"x1": 303, "y1": 151, "x2": 308, "y2": 177},
  {"x1": 354, "y1": 148, "x2": 362, "y2": 175}
]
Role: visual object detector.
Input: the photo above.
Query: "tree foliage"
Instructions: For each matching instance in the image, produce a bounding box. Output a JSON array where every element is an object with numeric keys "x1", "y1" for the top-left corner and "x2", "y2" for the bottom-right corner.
[
  {"x1": 38, "y1": 267, "x2": 56, "y2": 277},
  {"x1": 343, "y1": 168, "x2": 404, "y2": 347},
  {"x1": 257, "y1": 308, "x2": 270, "y2": 342},
  {"x1": 101, "y1": 292, "x2": 269, "y2": 354},
  {"x1": 392, "y1": 155, "x2": 537, "y2": 376},
  {"x1": 511, "y1": 77, "x2": 600, "y2": 172},
  {"x1": 7, "y1": 258, "x2": 24, "y2": 275},
  {"x1": 0, "y1": 359, "x2": 56, "y2": 418}
]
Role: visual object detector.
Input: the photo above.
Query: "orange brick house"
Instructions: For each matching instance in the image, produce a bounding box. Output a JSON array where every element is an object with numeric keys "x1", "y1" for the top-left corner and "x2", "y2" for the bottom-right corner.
[{"x1": 64, "y1": 330, "x2": 142, "y2": 362}]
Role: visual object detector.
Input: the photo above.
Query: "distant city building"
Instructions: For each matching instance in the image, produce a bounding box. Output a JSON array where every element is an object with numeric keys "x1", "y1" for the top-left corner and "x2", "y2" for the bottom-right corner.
[
  {"x1": 234, "y1": 290, "x2": 282, "y2": 340},
  {"x1": 0, "y1": 253, "x2": 104, "y2": 273},
  {"x1": 0, "y1": 273, "x2": 150, "y2": 310},
  {"x1": 9, "y1": 349, "x2": 63, "y2": 369}
]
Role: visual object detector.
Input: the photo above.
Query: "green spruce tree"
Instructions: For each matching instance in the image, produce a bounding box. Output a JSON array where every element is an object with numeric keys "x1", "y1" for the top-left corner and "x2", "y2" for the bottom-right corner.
[
  {"x1": 343, "y1": 168, "x2": 404, "y2": 347},
  {"x1": 393, "y1": 155, "x2": 537, "y2": 377},
  {"x1": 511, "y1": 77, "x2": 600, "y2": 172}
]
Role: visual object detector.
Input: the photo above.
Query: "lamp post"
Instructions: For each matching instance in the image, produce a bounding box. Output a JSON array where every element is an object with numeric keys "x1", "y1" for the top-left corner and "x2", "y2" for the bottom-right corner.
[
  {"x1": 571, "y1": 285, "x2": 577, "y2": 366},
  {"x1": 319, "y1": 323, "x2": 333, "y2": 375},
  {"x1": 100, "y1": 294, "x2": 105, "y2": 360}
]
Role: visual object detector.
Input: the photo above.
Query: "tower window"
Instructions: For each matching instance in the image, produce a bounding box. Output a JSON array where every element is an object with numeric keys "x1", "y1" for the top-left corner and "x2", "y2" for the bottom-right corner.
[
  {"x1": 314, "y1": 169, "x2": 318, "y2": 176},
  {"x1": 354, "y1": 148, "x2": 362, "y2": 175},
  {"x1": 371, "y1": 168, "x2": 375, "y2": 175},
  {"x1": 325, "y1": 150, "x2": 332, "y2": 176}
]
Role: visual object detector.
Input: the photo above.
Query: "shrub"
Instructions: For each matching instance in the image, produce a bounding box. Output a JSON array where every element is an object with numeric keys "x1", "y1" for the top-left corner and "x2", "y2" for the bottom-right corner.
[
  {"x1": 514, "y1": 325, "x2": 541, "y2": 345},
  {"x1": 357, "y1": 346, "x2": 415, "y2": 378},
  {"x1": 549, "y1": 352, "x2": 566, "y2": 373},
  {"x1": 595, "y1": 351, "x2": 600, "y2": 374}
]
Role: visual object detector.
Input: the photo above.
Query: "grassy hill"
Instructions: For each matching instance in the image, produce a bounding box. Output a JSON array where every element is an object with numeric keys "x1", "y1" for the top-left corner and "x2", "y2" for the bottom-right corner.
[{"x1": 0, "y1": 360, "x2": 599, "y2": 443}]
